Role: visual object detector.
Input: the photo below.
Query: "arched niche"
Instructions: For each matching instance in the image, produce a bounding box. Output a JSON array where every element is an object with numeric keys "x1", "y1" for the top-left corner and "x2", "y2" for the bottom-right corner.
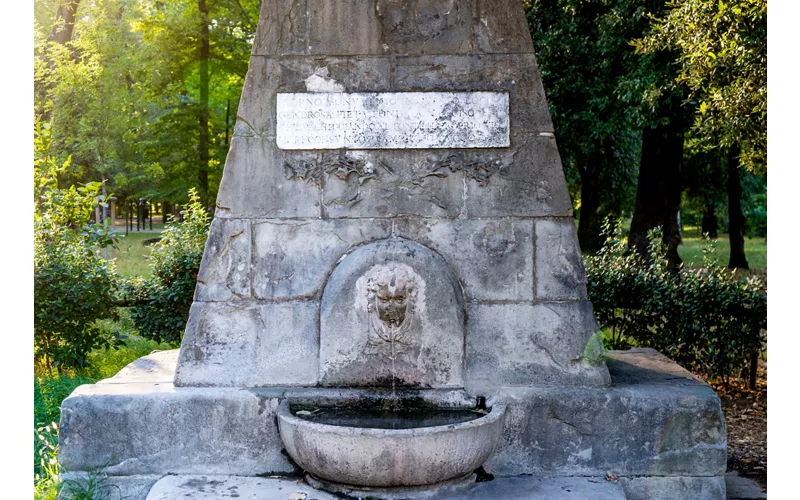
[{"x1": 320, "y1": 238, "x2": 465, "y2": 388}]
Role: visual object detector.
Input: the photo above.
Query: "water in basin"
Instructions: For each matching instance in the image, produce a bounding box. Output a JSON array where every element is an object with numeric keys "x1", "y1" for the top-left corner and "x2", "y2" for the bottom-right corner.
[{"x1": 291, "y1": 404, "x2": 486, "y2": 430}]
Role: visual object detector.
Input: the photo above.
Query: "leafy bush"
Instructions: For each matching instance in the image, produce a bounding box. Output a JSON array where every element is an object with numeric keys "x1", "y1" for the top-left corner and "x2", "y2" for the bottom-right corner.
[
  {"x1": 34, "y1": 422, "x2": 60, "y2": 500},
  {"x1": 129, "y1": 189, "x2": 209, "y2": 343},
  {"x1": 586, "y1": 220, "x2": 767, "y2": 383},
  {"x1": 34, "y1": 124, "x2": 119, "y2": 371}
]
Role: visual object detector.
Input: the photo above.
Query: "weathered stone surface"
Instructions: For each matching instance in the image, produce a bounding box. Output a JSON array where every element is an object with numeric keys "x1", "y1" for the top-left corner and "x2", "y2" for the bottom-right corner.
[
  {"x1": 235, "y1": 56, "x2": 391, "y2": 139},
  {"x1": 147, "y1": 475, "x2": 338, "y2": 500},
  {"x1": 277, "y1": 92, "x2": 509, "y2": 150},
  {"x1": 142, "y1": 474, "x2": 629, "y2": 500},
  {"x1": 317, "y1": 137, "x2": 573, "y2": 218},
  {"x1": 253, "y1": 0, "x2": 538, "y2": 58},
  {"x1": 99, "y1": 350, "x2": 177, "y2": 385},
  {"x1": 321, "y1": 149, "x2": 466, "y2": 218},
  {"x1": 277, "y1": 400, "x2": 505, "y2": 487},
  {"x1": 215, "y1": 136, "x2": 321, "y2": 219},
  {"x1": 605, "y1": 347, "x2": 707, "y2": 385},
  {"x1": 486, "y1": 349, "x2": 726, "y2": 477},
  {"x1": 464, "y1": 133, "x2": 573, "y2": 217},
  {"x1": 394, "y1": 218, "x2": 534, "y2": 301},
  {"x1": 460, "y1": 476, "x2": 626, "y2": 499},
  {"x1": 252, "y1": 218, "x2": 391, "y2": 299},
  {"x1": 58, "y1": 473, "x2": 162, "y2": 500},
  {"x1": 620, "y1": 476, "x2": 726, "y2": 500},
  {"x1": 473, "y1": 0, "x2": 536, "y2": 54},
  {"x1": 59, "y1": 384, "x2": 292, "y2": 476},
  {"x1": 535, "y1": 218, "x2": 588, "y2": 300},
  {"x1": 491, "y1": 388, "x2": 726, "y2": 477},
  {"x1": 307, "y1": 474, "x2": 478, "y2": 500},
  {"x1": 375, "y1": 0, "x2": 474, "y2": 55},
  {"x1": 194, "y1": 218, "x2": 251, "y2": 302},
  {"x1": 320, "y1": 238, "x2": 465, "y2": 388},
  {"x1": 175, "y1": 301, "x2": 318, "y2": 387},
  {"x1": 251, "y1": 0, "x2": 307, "y2": 56},
  {"x1": 391, "y1": 54, "x2": 554, "y2": 133},
  {"x1": 308, "y1": 0, "x2": 383, "y2": 55},
  {"x1": 466, "y1": 302, "x2": 610, "y2": 389}
]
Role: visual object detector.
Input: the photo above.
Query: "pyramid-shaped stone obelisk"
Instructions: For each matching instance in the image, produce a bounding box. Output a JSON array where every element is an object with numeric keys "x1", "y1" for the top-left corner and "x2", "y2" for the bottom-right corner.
[{"x1": 174, "y1": 0, "x2": 610, "y2": 390}]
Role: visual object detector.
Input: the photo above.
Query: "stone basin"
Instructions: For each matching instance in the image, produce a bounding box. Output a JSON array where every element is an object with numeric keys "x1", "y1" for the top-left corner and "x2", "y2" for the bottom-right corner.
[{"x1": 276, "y1": 400, "x2": 506, "y2": 488}]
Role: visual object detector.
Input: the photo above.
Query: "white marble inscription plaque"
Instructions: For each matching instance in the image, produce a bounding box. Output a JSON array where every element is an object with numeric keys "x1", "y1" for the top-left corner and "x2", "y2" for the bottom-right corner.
[{"x1": 276, "y1": 92, "x2": 509, "y2": 150}]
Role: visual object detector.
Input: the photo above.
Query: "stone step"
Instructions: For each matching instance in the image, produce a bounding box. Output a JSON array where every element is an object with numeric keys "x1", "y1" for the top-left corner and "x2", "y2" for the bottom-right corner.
[
  {"x1": 458, "y1": 476, "x2": 627, "y2": 499},
  {"x1": 146, "y1": 475, "x2": 627, "y2": 500}
]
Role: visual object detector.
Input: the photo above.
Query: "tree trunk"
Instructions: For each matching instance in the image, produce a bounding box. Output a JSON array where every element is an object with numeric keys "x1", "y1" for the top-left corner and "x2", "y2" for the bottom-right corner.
[
  {"x1": 748, "y1": 350, "x2": 759, "y2": 390},
  {"x1": 628, "y1": 111, "x2": 685, "y2": 269},
  {"x1": 727, "y1": 144, "x2": 749, "y2": 269},
  {"x1": 162, "y1": 201, "x2": 172, "y2": 223},
  {"x1": 48, "y1": 0, "x2": 81, "y2": 45},
  {"x1": 578, "y1": 176, "x2": 603, "y2": 253},
  {"x1": 701, "y1": 202, "x2": 718, "y2": 238},
  {"x1": 198, "y1": 0, "x2": 211, "y2": 207},
  {"x1": 37, "y1": 0, "x2": 82, "y2": 121}
]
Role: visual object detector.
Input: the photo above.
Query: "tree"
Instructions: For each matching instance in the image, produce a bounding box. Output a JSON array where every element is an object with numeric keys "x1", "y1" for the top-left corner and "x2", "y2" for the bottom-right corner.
[
  {"x1": 627, "y1": 95, "x2": 688, "y2": 268},
  {"x1": 35, "y1": 0, "x2": 82, "y2": 121},
  {"x1": 625, "y1": 45, "x2": 695, "y2": 268},
  {"x1": 638, "y1": 0, "x2": 767, "y2": 268},
  {"x1": 197, "y1": 0, "x2": 211, "y2": 207},
  {"x1": 34, "y1": 0, "x2": 258, "y2": 208},
  {"x1": 527, "y1": 0, "x2": 642, "y2": 252}
]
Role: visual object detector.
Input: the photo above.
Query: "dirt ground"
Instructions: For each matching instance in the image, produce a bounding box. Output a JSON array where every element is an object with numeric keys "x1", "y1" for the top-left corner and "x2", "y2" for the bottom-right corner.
[{"x1": 709, "y1": 360, "x2": 767, "y2": 490}]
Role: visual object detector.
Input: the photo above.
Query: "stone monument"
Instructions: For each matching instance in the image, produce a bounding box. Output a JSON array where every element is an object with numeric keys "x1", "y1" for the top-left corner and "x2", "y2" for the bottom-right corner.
[{"x1": 59, "y1": 1, "x2": 727, "y2": 499}]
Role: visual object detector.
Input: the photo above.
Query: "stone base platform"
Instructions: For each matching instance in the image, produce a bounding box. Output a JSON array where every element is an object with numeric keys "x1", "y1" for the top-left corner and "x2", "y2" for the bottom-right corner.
[
  {"x1": 58, "y1": 348, "x2": 727, "y2": 500},
  {"x1": 146, "y1": 474, "x2": 627, "y2": 499}
]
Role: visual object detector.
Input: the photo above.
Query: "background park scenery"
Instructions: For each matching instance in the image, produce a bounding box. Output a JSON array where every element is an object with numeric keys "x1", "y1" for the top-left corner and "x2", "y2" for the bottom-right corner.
[{"x1": 33, "y1": 0, "x2": 766, "y2": 498}]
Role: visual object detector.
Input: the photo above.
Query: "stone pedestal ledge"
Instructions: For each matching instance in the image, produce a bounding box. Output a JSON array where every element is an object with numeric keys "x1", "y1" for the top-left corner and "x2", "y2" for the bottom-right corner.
[{"x1": 58, "y1": 348, "x2": 726, "y2": 499}]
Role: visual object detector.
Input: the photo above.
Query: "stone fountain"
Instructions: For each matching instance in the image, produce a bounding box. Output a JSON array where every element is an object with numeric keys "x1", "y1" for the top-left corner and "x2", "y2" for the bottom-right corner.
[{"x1": 58, "y1": 1, "x2": 727, "y2": 499}]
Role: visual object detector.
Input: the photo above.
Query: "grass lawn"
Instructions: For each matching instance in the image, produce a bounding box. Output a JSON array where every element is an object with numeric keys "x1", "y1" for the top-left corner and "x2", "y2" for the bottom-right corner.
[
  {"x1": 109, "y1": 231, "x2": 161, "y2": 278},
  {"x1": 679, "y1": 233, "x2": 767, "y2": 273}
]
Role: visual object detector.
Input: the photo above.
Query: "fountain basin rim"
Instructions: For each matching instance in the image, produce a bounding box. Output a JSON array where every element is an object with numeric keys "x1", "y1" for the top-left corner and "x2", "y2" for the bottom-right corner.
[{"x1": 276, "y1": 400, "x2": 506, "y2": 437}]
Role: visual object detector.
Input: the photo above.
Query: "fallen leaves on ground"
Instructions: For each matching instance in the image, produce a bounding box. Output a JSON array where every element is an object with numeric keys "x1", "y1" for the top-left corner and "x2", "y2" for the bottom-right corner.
[{"x1": 706, "y1": 360, "x2": 767, "y2": 490}]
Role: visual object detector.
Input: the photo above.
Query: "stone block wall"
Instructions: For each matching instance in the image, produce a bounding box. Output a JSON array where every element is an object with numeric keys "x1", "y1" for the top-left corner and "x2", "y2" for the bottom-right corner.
[{"x1": 175, "y1": 0, "x2": 610, "y2": 389}]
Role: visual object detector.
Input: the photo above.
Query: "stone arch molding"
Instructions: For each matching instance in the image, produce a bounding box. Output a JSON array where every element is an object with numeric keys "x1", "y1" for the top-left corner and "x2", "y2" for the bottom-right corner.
[{"x1": 320, "y1": 237, "x2": 465, "y2": 388}]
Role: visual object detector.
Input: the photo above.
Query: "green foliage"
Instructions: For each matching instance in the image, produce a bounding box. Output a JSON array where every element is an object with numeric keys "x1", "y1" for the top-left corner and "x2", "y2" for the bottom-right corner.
[
  {"x1": 637, "y1": 0, "x2": 767, "y2": 171},
  {"x1": 34, "y1": 422, "x2": 60, "y2": 500},
  {"x1": 741, "y1": 175, "x2": 767, "y2": 238},
  {"x1": 34, "y1": 124, "x2": 120, "y2": 372},
  {"x1": 586, "y1": 220, "x2": 767, "y2": 382},
  {"x1": 525, "y1": 0, "x2": 683, "y2": 249},
  {"x1": 526, "y1": 0, "x2": 644, "y2": 208},
  {"x1": 681, "y1": 146, "x2": 767, "y2": 239},
  {"x1": 129, "y1": 190, "x2": 209, "y2": 343},
  {"x1": 35, "y1": 0, "x2": 258, "y2": 205}
]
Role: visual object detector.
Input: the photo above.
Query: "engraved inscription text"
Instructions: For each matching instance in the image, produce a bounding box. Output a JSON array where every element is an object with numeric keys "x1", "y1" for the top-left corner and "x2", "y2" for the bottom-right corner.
[{"x1": 277, "y1": 92, "x2": 509, "y2": 150}]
